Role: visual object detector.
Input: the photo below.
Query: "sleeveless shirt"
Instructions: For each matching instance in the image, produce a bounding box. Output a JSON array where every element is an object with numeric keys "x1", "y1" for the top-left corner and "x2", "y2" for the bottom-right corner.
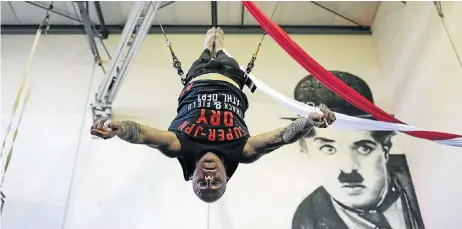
[{"x1": 168, "y1": 80, "x2": 250, "y2": 181}]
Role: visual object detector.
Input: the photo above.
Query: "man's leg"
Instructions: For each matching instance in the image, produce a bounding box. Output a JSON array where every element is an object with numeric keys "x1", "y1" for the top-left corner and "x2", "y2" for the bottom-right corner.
[
  {"x1": 214, "y1": 27, "x2": 240, "y2": 69},
  {"x1": 188, "y1": 49, "x2": 212, "y2": 69},
  {"x1": 186, "y1": 28, "x2": 216, "y2": 76}
]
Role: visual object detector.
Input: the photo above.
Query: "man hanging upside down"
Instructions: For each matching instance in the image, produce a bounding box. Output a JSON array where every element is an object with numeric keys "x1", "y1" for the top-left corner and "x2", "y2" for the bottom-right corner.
[{"x1": 90, "y1": 27, "x2": 336, "y2": 203}]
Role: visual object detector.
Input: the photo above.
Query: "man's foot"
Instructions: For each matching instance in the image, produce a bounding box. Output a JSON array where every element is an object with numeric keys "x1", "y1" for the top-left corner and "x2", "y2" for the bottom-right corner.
[
  {"x1": 215, "y1": 27, "x2": 224, "y2": 54},
  {"x1": 205, "y1": 27, "x2": 216, "y2": 56}
]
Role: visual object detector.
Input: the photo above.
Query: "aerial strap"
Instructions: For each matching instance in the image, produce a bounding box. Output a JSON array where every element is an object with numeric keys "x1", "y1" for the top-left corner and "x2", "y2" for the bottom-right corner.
[
  {"x1": 243, "y1": 2, "x2": 279, "y2": 93},
  {"x1": 159, "y1": 2, "x2": 279, "y2": 92},
  {"x1": 241, "y1": 1, "x2": 462, "y2": 147},
  {"x1": 159, "y1": 24, "x2": 186, "y2": 84},
  {"x1": 0, "y1": 2, "x2": 54, "y2": 215}
]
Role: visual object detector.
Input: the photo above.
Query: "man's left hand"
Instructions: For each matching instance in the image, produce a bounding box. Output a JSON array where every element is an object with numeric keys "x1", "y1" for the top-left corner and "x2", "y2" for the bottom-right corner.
[{"x1": 308, "y1": 103, "x2": 336, "y2": 128}]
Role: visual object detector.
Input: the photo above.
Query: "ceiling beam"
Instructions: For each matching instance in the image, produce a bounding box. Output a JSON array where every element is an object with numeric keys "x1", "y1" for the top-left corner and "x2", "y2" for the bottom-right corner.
[
  {"x1": 159, "y1": 1, "x2": 175, "y2": 9},
  {"x1": 7, "y1": 1, "x2": 21, "y2": 24},
  {"x1": 310, "y1": 1, "x2": 365, "y2": 28},
  {"x1": 24, "y1": 1, "x2": 97, "y2": 25},
  {"x1": 1, "y1": 24, "x2": 371, "y2": 35}
]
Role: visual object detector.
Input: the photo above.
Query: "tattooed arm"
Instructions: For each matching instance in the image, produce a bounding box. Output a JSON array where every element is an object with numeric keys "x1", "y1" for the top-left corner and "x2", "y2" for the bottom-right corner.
[
  {"x1": 90, "y1": 119, "x2": 181, "y2": 157},
  {"x1": 241, "y1": 104, "x2": 336, "y2": 163},
  {"x1": 241, "y1": 117, "x2": 314, "y2": 163}
]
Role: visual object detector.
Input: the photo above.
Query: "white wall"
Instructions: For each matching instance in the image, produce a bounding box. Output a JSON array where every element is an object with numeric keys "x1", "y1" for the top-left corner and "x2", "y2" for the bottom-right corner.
[
  {"x1": 372, "y1": 2, "x2": 462, "y2": 228},
  {"x1": 1, "y1": 35, "x2": 103, "y2": 229},
  {"x1": 0, "y1": 34, "x2": 209, "y2": 229},
  {"x1": 2, "y1": 31, "x2": 405, "y2": 228}
]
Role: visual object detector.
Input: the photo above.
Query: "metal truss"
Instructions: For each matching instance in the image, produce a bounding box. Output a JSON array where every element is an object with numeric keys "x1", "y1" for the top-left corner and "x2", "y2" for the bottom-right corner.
[{"x1": 90, "y1": 1, "x2": 162, "y2": 121}]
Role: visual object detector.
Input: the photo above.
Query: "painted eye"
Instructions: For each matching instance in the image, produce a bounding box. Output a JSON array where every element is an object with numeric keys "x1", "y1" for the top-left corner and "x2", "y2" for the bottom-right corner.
[
  {"x1": 356, "y1": 145, "x2": 374, "y2": 155},
  {"x1": 319, "y1": 145, "x2": 336, "y2": 155}
]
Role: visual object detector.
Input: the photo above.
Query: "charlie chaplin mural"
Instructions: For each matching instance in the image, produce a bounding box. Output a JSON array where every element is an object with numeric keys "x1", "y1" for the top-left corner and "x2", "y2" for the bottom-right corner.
[{"x1": 287, "y1": 71, "x2": 425, "y2": 229}]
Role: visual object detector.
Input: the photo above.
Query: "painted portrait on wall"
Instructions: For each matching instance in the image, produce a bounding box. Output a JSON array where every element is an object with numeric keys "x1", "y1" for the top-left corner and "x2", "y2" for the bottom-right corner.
[{"x1": 283, "y1": 71, "x2": 425, "y2": 229}]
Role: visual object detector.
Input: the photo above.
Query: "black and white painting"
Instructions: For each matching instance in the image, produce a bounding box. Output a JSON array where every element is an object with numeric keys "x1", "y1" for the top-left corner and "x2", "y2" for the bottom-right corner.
[{"x1": 285, "y1": 71, "x2": 425, "y2": 229}]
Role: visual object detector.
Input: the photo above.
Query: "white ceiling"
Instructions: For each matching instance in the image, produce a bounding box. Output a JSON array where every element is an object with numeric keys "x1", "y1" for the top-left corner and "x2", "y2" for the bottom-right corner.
[{"x1": 1, "y1": 1, "x2": 380, "y2": 27}]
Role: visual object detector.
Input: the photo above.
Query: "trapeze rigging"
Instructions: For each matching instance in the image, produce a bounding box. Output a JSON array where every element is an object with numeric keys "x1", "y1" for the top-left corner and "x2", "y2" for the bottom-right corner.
[
  {"x1": 2, "y1": 0, "x2": 462, "y2": 219},
  {"x1": 0, "y1": 0, "x2": 281, "y2": 213},
  {"x1": 88, "y1": 1, "x2": 279, "y2": 123}
]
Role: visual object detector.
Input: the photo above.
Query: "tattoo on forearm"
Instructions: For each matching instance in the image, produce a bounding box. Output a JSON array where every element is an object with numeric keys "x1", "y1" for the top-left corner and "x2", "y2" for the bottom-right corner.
[
  {"x1": 118, "y1": 121, "x2": 142, "y2": 144},
  {"x1": 281, "y1": 117, "x2": 314, "y2": 144},
  {"x1": 245, "y1": 117, "x2": 314, "y2": 160}
]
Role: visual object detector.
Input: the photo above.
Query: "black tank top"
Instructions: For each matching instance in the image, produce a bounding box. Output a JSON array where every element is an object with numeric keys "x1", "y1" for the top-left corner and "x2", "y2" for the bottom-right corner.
[{"x1": 168, "y1": 80, "x2": 250, "y2": 181}]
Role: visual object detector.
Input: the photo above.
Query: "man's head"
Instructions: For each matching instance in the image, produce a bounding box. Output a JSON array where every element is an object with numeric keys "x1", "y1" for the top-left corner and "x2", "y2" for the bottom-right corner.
[
  {"x1": 287, "y1": 71, "x2": 396, "y2": 209},
  {"x1": 192, "y1": 152, "x2": 228, "y2": 203}
]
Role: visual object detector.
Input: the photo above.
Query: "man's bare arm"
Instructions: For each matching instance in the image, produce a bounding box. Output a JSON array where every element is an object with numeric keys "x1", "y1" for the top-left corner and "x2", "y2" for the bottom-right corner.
[
  {"x1": 242, "y1": 117, "x2": 314, "y2": 163},
  {"x1": 242, "y1": 105, "x2": 336, "y2": 163},
  {"x1": 91, "y1": 119, "x2": 181, "y2": 157},
  {"x1": 117, "y1": 121, "x2": 179, "y2": 148}
]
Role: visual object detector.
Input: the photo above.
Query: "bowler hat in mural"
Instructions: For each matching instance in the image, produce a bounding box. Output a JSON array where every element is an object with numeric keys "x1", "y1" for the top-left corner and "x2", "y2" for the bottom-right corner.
[{"x1": 281, "y1": 71, "x2": 392, "y2": 120}]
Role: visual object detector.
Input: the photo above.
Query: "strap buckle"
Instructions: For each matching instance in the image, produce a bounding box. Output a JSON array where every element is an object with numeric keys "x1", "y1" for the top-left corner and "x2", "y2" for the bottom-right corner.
[
  {"x1": 244, "y1": 73, "x2": 257, "y2": 93},
  {"x1": 243, "y1": 56, "x2": 257, "y2": 93}
]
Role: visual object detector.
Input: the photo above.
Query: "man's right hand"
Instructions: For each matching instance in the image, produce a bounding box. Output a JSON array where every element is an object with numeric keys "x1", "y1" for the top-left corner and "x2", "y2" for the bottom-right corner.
[
  {"x1": 90, "y1": 119, "x2": 182, "y2": 156},
  {"x1": 90, "y1": 118, "x2": 122, "y2": 139}
]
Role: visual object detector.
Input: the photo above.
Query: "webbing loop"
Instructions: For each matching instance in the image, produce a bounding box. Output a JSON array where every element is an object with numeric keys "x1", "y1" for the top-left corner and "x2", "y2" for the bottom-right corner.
[{"x1": 0, "y1": 2, "x2": 54, "y2": 214}]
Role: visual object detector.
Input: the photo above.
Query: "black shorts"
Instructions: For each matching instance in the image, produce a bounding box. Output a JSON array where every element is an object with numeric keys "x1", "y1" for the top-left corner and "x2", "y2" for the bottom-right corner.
[{"x1": 184, "y1": 50, "x2": 246, "y2": 89}]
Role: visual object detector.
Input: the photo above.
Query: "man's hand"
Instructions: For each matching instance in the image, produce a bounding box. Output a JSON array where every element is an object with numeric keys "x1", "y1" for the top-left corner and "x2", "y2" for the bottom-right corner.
[
  {"x1": 308, "y1": 103, "x2": 336, "y2": 128},
  {"x1": 242, "y1": 104, "x2": 336, "y2": 163},
  {"x1": 90, "y1": 118, "x2": 122, "y2": 140},
  {"x1": 89, "y1": 119, "x2": 181, "y2": 156}
]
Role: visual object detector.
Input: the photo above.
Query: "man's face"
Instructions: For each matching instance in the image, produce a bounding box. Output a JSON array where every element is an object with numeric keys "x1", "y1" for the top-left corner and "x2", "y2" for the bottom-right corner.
[
  {"x1": 191, "y1": 152, "x2": 227, "y2": 203},
  {"x1": 192, "y1": 154, "x2": 227, "y2": 190},
  {"x1": 303, "y1": 128, "x2": 389, "y2": 209}
]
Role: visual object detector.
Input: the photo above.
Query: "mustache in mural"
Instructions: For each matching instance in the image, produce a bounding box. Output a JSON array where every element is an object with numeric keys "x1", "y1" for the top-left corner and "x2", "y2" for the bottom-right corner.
[{"x1": 338, "y1": 170, "x2": 364, "y2": 184}]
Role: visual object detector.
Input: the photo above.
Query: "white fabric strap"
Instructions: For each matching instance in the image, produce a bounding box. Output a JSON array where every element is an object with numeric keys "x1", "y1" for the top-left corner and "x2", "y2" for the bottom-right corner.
[
  {"x1": 1, "y1": 28, "x2": 43, "y2": 186},
  {"x1": 223, "y1": 50, "x2": 462, "y2": 147}
]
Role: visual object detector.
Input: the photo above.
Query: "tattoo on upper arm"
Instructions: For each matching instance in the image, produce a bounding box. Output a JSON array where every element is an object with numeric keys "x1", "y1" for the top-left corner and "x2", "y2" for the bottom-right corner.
[
  {"x1": 281, "y1": 117, "x2": 313, "y2": 144},
  {"x1": 118, "y1": 121, "x2": 142, "y2": 144}
]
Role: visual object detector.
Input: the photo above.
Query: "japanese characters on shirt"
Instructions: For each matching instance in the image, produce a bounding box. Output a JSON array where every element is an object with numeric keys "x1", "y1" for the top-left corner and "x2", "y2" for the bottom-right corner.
[{"x1": 177, "y1": 84, "x2": 248, "y2": 142}]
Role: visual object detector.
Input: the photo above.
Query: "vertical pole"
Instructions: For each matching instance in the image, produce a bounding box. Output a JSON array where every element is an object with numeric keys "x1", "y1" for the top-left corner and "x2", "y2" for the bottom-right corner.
[
  {"x1": 77, "y1": 2, "x2": 103, "y2": 66},
  {"x1": 211, "y1": 1, "x2": 218, "y2": 27},
  {"x1": 94, "y1": 1, "x2": 109, "y2": 39}
]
